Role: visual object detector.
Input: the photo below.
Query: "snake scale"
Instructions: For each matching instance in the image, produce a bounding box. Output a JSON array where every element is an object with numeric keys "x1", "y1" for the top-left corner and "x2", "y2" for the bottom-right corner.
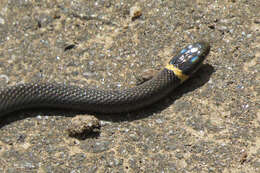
[{"x1": 0, "y1": 42, "x2": 210, "y2": 116}]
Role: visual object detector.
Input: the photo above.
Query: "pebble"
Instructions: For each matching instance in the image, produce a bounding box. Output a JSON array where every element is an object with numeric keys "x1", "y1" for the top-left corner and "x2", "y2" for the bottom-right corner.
[
  {"x1": 130, "y1": 6, "x2": 142, "y2": 20},
  {"x1": 67, "y1": 115, "x2": 101, "y2": 139},
  {"x1": 135, "y1": 69, "x2": 158, "y2": 85},
  {"x1": 254, "y1": 18, "x2": 260, "y2": 24},
  {"x1": 0, "y1": 74, "x2": 9, "y2": 84}
]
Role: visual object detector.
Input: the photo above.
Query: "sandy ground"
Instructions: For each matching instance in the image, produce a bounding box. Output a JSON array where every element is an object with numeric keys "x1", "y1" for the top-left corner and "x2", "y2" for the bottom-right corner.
[{"x1": 0, "y1": 0, "x2": 259, "y2": 172}]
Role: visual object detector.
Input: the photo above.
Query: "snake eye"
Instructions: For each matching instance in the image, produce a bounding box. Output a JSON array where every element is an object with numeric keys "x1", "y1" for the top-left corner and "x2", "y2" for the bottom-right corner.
[{"x1": 190, "y1": 55, "x2": 199, "y2": 63}]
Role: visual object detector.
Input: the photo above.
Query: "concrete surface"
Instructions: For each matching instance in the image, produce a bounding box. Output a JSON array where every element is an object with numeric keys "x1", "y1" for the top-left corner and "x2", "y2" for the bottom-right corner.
[{"x1": 0, "y1": 0, "x2": 259, "y2": 172}]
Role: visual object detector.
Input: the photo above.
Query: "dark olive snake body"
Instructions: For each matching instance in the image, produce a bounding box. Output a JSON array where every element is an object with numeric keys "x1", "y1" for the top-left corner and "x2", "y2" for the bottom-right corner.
[{"x1": 0, "y1": 42, "x2": 210, "y2": 116}]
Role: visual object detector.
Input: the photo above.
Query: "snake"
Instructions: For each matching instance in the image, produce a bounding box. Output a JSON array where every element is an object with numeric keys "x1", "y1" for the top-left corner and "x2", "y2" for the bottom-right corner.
[{"x1": 0, "y1": 42, "x2": 210, "y2": 116}]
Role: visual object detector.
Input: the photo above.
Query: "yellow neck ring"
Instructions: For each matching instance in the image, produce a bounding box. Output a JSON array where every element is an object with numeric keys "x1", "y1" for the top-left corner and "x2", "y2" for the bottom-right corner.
[{"x1": 165, "y1": 64, "x2": 189, "y2": 83}]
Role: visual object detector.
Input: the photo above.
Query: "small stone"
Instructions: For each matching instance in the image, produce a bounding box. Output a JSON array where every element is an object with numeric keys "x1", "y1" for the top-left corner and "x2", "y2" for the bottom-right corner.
[
  {"x1": 0, "y1": 74, "x2": 9, "y2": 85},
  {"x1": 135, "y1": 69, "x2": 158, "y2": 85},
  {"x1": 130, "y1": 6, "x2": 142, "y2": 20},
  {"x1": 254, "y1": 18, "x2": 260, "y2": 24},
  {"x1": 239, "y1": 152, "x2": 248, "y2": 164},
  {"x1": 67, "y1": 115, "x2": 101, "y2": 139}
]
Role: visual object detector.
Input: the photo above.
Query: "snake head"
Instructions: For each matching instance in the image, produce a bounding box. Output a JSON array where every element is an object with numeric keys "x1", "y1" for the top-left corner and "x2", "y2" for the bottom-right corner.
[{"x1": 169, "y1": 42, "x2": 210, "y2": 76}]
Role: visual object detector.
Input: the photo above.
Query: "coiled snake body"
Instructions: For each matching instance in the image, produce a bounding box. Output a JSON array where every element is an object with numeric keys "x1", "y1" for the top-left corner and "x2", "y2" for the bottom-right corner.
[{"x1": 0, "y1": 42, "x2": 210, "y2": 116}]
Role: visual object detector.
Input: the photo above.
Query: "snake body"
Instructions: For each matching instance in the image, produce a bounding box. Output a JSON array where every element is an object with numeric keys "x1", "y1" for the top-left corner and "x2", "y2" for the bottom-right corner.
[{"x1": 0, "y1": 42, "x2": 210, "y2": 116}]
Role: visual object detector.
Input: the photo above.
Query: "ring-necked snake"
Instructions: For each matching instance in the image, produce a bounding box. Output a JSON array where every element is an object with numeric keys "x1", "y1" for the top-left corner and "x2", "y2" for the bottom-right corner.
[{"x1": 0, "y1": 42, "x2": 210, "y2": 116}]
